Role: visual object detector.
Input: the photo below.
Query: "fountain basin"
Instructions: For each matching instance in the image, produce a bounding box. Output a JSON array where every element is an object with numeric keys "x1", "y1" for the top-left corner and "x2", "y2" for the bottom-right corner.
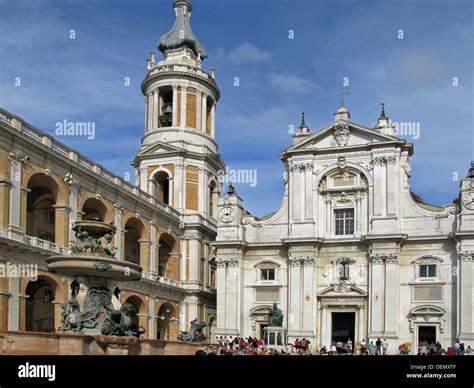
[{"x1": 47, "y1": 255, "x2": 142, "y2": 281}]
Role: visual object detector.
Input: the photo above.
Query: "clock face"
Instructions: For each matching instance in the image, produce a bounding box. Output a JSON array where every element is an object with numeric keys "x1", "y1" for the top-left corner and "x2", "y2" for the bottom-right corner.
[
  {"x1": 462, "y1": 192, "x2": 474, "y2": 210},
  {"x1": 218, "y1": 207, "x2": 236, "y2": 223}
]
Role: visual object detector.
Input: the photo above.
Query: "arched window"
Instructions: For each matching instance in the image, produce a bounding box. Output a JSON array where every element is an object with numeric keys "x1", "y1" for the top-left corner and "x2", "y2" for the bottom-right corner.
[
  {"x1": 158, "y1": 234, "x2": 175, "y2": 278},
  {"x1": 82, "y1": 198, "x2": 106, "y2": 222},
  {"x1": 124, "y1": 218, "x2": 143, "y2": 265},
  {"x1": 157, "y1": 302, "x2": 177, "y2": 340},
  {"x1": 26, "y1": 174, "x2": 58, "y2": 242},
  {"x1": 154, "y1": 171, "x2": 170, "y2": 205},
  {"x1": 25, "y1": 278, "x2": 56, "y2": 333}
]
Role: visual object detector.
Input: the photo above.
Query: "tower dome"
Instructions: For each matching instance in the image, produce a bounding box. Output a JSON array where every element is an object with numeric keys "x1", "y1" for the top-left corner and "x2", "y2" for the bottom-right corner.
[{"x1": 158, "y1": 0, "x2": 208, "y2": 60}]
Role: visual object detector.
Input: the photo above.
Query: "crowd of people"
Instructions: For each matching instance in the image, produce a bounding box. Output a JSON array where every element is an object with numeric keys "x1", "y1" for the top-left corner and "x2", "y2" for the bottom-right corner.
[
  {"x1": 198, "y1": 335, "x2": 474, "y2": 356},
  {"x1": 414, "y1": 339, "x2": 472, "y2": 356}
]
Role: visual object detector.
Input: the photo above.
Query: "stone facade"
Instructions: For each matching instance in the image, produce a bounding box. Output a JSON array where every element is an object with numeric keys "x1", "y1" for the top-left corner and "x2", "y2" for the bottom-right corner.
[
  {"x1": 214, "y1": 106, "x2": 474, "y2": 353},
  {"x1": 0, "y1": 0, "x2": 219, "y2": 342}
]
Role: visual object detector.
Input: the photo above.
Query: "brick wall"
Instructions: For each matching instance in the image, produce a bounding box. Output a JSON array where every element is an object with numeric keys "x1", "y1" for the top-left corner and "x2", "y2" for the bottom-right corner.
[{"x1": 186, "y1": 88, "x2": 197, "y2": 128}]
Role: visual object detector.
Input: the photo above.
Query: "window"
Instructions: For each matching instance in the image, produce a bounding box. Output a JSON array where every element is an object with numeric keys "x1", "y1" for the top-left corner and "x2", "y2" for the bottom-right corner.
[
  {"x1": 340, "y1": 263, "x2": 350, "y2": 280},
  {"x1": 419, "y1": 264, "x2": 436, "y2": 278},
  {"x1": 334, "y1": 209, "x2": 354, "y2": 235},
  {"x1": 261, "y1": 268, "x2": 275, "y2": 281}
]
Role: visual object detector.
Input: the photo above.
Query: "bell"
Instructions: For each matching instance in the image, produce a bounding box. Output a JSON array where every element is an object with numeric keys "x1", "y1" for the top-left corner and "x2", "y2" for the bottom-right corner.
[{"x1": 162, "y1": 103, "x2": 173, "y2": 115}]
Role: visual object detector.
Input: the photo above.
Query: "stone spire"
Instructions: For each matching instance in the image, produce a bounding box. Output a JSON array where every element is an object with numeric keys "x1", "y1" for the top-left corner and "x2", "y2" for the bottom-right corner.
[
  {"x1": 373, "y1": 102, "x2": 395, "y2": 136},
  {"x1": 293, "y1": 112, "x2": 311, "y2": 144},
  {"x1": 158, "y1": 0, "x2": 208, "y2": 60}
]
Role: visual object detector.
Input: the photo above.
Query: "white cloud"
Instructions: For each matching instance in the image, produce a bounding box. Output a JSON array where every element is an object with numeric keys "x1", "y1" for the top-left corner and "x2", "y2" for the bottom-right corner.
[
  {"x1": 269, "y1": 73, "x2": 316, "y2": 94},
  {"x1": 215, "y1": 42, "x2": 272, "y2": 65}
]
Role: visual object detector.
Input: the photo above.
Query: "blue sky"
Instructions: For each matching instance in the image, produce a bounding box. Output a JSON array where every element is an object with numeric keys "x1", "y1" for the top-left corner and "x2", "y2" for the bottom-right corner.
[{"x1": 0, "y1": 0, "x2": 472, "y2": 216}]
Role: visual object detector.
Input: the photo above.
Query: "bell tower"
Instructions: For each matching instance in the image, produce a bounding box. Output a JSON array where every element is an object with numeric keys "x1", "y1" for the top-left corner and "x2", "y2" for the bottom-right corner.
[
  {"x1": 134, "y1": 0, "x2": 224, "y2": 215},
  {"x1": 133, "y1": 0, "x2": 224, "y2": 333}
]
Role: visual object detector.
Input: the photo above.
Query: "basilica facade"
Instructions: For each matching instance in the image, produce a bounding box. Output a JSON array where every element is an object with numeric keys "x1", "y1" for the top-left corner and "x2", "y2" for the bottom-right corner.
[
  {"x1": 214, "y1": 104, "x2": 474, "y2": 353},
  {"x1": 0, "y1": 0, "x2": 220, "y2": 342}
]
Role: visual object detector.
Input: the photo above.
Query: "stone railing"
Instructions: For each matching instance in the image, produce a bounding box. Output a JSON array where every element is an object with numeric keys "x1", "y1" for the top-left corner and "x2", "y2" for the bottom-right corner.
[
  {"x1": 158, "y1": 276, "x2": 180, "y2": 288},
  {"x1": 0, "y1": 229, "x2": 64, "y2": 254},
  {"x1": 141, "y1": 272, "x2": 180, "y2": 287},
  {"x1": 0, "y1": 107, "x2": 181, "y2": 219},
  {"x1": 23, "y1": 235, "x2": 65, "y2": 254}
]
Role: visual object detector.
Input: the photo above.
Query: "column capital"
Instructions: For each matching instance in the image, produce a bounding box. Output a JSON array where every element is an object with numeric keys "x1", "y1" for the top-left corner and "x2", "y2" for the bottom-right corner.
[
  {"x1": 9, "y1": 150, "x2": 29, "y2": 164},
  {"x1": 458, "y1": 251, "x2": 474, "y2": 261}
]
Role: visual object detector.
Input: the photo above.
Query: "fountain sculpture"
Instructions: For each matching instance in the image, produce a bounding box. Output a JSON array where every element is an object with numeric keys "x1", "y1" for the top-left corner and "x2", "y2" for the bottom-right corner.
[{"x1": 47, "y1": 220, "x2": 142, "y2": 337}]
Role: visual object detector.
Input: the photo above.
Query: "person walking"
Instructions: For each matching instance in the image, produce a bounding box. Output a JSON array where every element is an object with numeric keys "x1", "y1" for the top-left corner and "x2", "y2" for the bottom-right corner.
[
  {"x1": 360, "y1": 339, "x2": 367, "y2": 355},
  {"x1": 382, "y1": 338, "x2": 389, "y2": 355}
]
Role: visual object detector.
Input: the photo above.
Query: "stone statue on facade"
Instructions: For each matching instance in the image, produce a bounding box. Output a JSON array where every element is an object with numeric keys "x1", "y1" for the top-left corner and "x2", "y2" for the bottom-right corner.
[{"x1": 267, "y1": 302, "x2": 283, "y2": 327}]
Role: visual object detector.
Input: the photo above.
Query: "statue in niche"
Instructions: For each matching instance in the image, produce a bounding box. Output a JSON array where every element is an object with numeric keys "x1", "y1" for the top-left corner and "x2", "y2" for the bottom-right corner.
[{"x1": 267, "y1": 303, "x2": 283, "y2": 327}]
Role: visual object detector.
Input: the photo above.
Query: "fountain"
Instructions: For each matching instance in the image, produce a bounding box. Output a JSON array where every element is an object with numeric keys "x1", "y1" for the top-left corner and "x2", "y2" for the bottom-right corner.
[{"x1": 47, "y1": 220, "x2": 143, "y2": 345}]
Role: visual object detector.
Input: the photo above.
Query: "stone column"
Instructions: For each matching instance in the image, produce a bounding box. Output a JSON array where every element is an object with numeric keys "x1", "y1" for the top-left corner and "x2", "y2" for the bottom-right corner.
[
  {"x1": 138, "y1": 240, "x2": 152, "y2": 273},
  {"x1": 144, "y1": 95, "x2": 148, "y2": 131},
  {"x1": 20, "y1": 187, "x2": 29, "y2": 234},
  {"x1": 113, "y1": 204, "x2": 123, "y2": 260},
  {"x1": 384, "y1": 255, "x2": 399, "y2": 336},
  {"x1": 172, "y1": 85, "x2": 178, "y2": 127},
  {"x1": 320, "y1": 305, "x2": 328, "y2": 348},
  {"x1": 325, "y1": 194, "x2": 331, "y2": 232},
  {"x1": 226, "y1": 259, "x2": 240, "y2": 335},
  {"x1": 215, "y1": 259, "x2": 227, "y2": 335},
  {"x1": 147, "y1": 93, "x2": 153, "y2": 132},
  {"x1": 458, "y1": 252, "x2": 474, "y2": 341},
  {"x1": 68, "y1": 181, "x2": 79, "y2": 250},
  {"x1": 287, "y1": 256, "x2": 302, "y2": 340},
  {"x1": 386, "y1": 157, "x2": 396, "y2": 216},
  {"x1": 139, "y1": 167, "x2": 148, "y2": 192},
  {"x1": 368, "y1": 254, "x2": 385, "y2": 336},
  {"x1": 356, "y1": 192, "x2": 363, "y2": 231},
  {"x1": 180, "y1": 86, "x2": 187, "y2": 128},
  {"x1": 8, "y1": 152, "x2": 24, "y2": 240},
  {"x1": 358, "y1": 305, "x2": 365, "y2": 343},
  {"x1": 304, "y1": 164, "x2": 313, "y2": 220},
  {"x1": 53, "y1": 204, "x2": 70, "y2": 247},
  {"x1": 198, "y1": 167, "x2": 206, "y2": 212},
  {"x1": 120, "y1": 229, "x2": 126, "y2": 261},
  {"x1": 0, "y1": 180, "x2": 11, "y2": 229},
  {"x1": 153, "y1": 89, "x2": 159, "y2": 129},
  {"x1": 150, "y1": 221, "x2": 158, "y2": 274},
  {"x1": 149, "y1": 298, "x2": 156, "y2": 340},
  {"x1": 188, "y1": 237, "x2": 199, "y2": 282},
  {"x1": 8, "y1": 277, "x2": 19, "y2": 331},
  {"x1": 210, "y1": 102, "x2": 216, "y2": 137},
  {"x1": 372, "y1": 157, "x2": 386, "y2": 218},
  {"x1": 180, "y1": 238, "x2": 186, "y2": 282},
  {"x1": 302, "y1": 257, "x2": 315, "y2": 337},
  {"x1": 201, "y1": 93, "x2": 208, "y2": 133},
  {"x1": 174, "y1": 162, "x2": 185, "y2": 210},
  {"x1": 196, "y1": 90, "x2": 202, "y2": 131}
]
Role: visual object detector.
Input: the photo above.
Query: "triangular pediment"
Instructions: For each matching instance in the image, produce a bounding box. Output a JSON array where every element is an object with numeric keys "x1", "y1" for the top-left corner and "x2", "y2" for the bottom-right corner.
[
  {"x1": 318, "y1": 282, "x2": 368, "y2": 297},
  {"x1": 287, "y1": 120, "x2": 402, "y2": 153},
  {"x1": 135, "y1": 142, "x2": 183, "y2": 157}
]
